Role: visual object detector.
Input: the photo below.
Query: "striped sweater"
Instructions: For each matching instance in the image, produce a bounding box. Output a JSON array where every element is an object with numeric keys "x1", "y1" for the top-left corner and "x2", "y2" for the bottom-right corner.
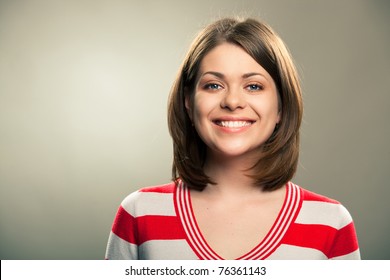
[{"x1": 105, "y1": 181, "x2": 360, "y2": 260}]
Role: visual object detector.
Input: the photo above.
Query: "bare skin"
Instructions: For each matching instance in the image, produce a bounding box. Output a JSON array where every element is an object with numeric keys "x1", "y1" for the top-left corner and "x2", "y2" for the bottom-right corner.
[
  {"x1": 190, "y1": 157, "x2": 286, "y2": 259},
  {"x1": 187, "y1": 43, "x2": 286, "y2": 259}
]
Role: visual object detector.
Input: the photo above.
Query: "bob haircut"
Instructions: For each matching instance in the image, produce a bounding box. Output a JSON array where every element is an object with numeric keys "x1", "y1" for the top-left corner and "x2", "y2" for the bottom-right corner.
[{"x1": 168, "y1": 17, "x2": 303, "y2": 191}]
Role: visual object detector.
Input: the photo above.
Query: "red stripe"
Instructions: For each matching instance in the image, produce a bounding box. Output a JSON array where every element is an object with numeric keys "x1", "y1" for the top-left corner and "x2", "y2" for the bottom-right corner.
[
  {"x1": 177, "y1": 182, "x2": 303, "y2": 260},
  {"x1": 111, "y1": 205, "x2": 187, "y2": 245},
  {"x1": 328, "y1": 223, "x2": 359, "y2": 258},
  {"x1": 179, "y1": 182, "x2": 215, "y2": 259},
  {"x1": 138, "y1": 182, "x2": 175, "y2": 193},
  {"x1": 260, "y1": 182, "x2": 302, "y2": 259},
  {"x1": 282, "y1": 223, "x2": 337, "y2": 256},
  {"x1": 174, "y1": 181, "x2": 220, "y2": 260},
  {"x1": 253, "y1": 182, "x2": 301, "y2": 259},
  {"x1": 111, "y1": 206, "x2": 137, "y2": 244},
  {"x1": 174, "y1": 182, "x2": 204, "y2": 259},
  {"x1": 302, "y1": 188, "x2": 338, "y2": 204},
  {"x1": 239, "y1": 184, "x2": 293, "y2": 259},
  {"x1": 241, "y1": 182, "x2": 301, "y2": 259},
  {"x1": 136, "y1": 215, "x2": 187, "y2": 245},
  {"x1": 184, "y1": 185, "x2": 221, "y2": 260}
]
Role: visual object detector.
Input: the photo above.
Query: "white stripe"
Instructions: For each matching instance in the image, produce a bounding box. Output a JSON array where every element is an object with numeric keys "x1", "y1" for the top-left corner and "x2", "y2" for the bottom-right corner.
[
  {"x1": 178, "y1": 182, "x2": 220, "y2": 260},
  {"x1": 266, "y1": 244, "x2": 328, "y2": 260},
  {"x1": 121, "y1": 191, "x2": 175, "y2": 217},
  {"x1": 175, "y1": 183, "x2": 201, "y2": 258},
  {"x1": 177, "y1": 182, "x2": 203, "y2": 258},
  {"x1": 139, "y1": 239, "x2": 198, "y2": 260},
  {"x1": 177, "y1": 182, "x2": 302, "y2": 260},
  {"x1": 260, "y1": 182, "x2": 301, "y2": 258},
  {"x1": 295, "y1": 201, "x2": 353, "y2": 229},
  {"x1": 331, "y1": 249, "x2": 361, "y2": 260},
  {"x1": 184, "y1": 185, "x2": 222, "y2": 260},
  {"x1": 105, "y1": 232, "x2": 138, "y2": 260},
  {"x1": 176, "y1": 183, "x2": 208, "y2": 259},
  {"x1": 246, "y1": 182, "x2": 301, "y2": 259},
  {"x1": 258, "y1": 182, "x2": 301, "y2": 258}
]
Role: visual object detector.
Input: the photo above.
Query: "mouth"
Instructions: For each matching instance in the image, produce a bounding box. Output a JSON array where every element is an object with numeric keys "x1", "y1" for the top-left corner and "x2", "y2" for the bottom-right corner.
[{"x1": 213, "y1": 120, "x2": 255, "y2": 128}]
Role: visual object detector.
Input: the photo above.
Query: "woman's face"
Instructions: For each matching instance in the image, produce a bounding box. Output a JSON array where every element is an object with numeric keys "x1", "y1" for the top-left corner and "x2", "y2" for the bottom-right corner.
[{"x1": 186, "y1": 43, "x2": 280, "y2": 161}]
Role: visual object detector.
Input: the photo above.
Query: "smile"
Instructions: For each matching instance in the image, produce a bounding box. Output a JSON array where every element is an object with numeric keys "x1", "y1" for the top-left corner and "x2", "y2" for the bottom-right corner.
[{"x1": 214, "y1": 120, "x2": 254, "y2": 128}]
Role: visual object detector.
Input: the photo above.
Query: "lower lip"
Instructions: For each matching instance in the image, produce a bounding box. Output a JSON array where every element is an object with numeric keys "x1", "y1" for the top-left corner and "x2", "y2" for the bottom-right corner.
[{"x1": 213, "y1": 122, "x2": 254, "y2": 133}]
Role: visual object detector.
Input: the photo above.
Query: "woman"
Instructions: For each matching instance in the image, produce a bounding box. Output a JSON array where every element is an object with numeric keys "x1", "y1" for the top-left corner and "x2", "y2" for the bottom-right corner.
[{"x1": 105, "y1": 17, "x2": 360, "y2": 260}]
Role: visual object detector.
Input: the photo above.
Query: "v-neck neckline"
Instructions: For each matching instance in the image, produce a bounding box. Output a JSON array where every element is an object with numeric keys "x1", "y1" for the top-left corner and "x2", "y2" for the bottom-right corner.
[{"x1": 174, "y1": 180, "x2": 302, "y2": 260}]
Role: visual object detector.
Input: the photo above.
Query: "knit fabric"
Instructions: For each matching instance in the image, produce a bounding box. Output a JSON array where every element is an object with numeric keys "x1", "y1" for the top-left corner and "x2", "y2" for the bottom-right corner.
[{"x1": 105, "y1": 181, "x2": 360, "y2": 260}]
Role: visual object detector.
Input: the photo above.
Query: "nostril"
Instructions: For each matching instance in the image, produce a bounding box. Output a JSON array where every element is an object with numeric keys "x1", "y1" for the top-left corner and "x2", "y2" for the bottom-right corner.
[{"x1": 220, "y1": 93, "x2": 246, "y2": 110}]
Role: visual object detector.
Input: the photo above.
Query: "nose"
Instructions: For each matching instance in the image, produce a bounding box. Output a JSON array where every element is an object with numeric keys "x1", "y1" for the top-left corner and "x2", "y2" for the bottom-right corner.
[{"x1": 220, "y1": 88, "x2": 246, "y2": 111}]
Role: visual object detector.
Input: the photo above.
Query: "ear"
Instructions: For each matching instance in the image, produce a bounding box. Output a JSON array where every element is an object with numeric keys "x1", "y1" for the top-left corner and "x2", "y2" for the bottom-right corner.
[{"x1": 276, "y1": 110, "x2": 282, "y2": 124}]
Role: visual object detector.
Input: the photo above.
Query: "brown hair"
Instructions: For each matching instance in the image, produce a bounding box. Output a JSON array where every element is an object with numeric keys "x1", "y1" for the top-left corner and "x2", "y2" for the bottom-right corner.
[{"x1": 167, "y1": 17, "x2": 303, "y2": 191}]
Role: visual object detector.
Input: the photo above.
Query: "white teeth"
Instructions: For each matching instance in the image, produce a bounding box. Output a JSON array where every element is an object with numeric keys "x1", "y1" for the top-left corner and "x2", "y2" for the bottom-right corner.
[{"x1": 218, "y1": 121, "x2": 252, "y2": 128}]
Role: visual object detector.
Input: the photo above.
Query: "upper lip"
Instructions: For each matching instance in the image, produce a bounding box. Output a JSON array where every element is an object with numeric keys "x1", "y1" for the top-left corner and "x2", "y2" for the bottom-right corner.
[{"x1": 212, "y1": 116, "x2": 256, "y2": 123}]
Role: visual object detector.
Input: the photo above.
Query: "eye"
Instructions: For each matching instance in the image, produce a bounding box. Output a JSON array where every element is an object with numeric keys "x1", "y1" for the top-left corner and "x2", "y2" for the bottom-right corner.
[
  {"x1": 246, "y1": 83, "x2": 264, "y2": 92},
  {"x1": 203, "y1": 83, "x2": 223, "y2": 91}
]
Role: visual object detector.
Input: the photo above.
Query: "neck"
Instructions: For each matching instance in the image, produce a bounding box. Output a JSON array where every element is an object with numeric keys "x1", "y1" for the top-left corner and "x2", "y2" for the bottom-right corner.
[{"x1": 203, "y1": 152, "x2": 260, "y2": 196}]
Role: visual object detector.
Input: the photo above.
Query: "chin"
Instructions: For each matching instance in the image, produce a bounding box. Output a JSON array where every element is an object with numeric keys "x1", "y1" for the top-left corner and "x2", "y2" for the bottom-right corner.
[{"x1": 211, "y1": 146, "x2": 258, "y2": 159}]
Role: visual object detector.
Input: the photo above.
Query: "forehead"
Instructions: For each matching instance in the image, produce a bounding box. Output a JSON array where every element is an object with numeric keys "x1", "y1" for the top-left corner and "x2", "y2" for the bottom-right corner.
[{"x1": 198, "y1": 43, "x2": 274, "y2": 81}]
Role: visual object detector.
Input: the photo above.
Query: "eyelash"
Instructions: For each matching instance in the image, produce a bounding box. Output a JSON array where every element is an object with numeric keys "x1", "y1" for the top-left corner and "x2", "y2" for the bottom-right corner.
[
  {"x1": 202, "y1": 83, "x2": 264, "y2": 92},
  {"x1": 246, "y1": 83, "x2": 264, "y2": 91},
  {"x1": 203, "y1": 83, "x2": 223, "y2": 91}
]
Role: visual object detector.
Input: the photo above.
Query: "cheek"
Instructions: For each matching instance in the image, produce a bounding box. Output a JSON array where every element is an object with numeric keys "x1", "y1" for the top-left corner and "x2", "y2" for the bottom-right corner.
[
  {"x1": 192, "y1": 95, "x2": 215, "y2": 123},
  {"x1": 192, "y1": 107, "x2": 207, "y2": 127},
  {"x1": 251, "y1": 96, "x2": 279, "y2": 119},
  {"x1": 267, "y1": 95, "x2": 281, "y2": 119}
]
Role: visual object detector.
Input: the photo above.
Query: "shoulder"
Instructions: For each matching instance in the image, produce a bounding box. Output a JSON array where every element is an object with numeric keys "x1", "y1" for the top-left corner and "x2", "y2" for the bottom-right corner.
[
  {"x1": 120, "y1": 182, "x2": 176, "y2": 217},
  {"x1": 294, "y1": 184, "x2": 354, "y2": 229},
  {"x1": 299, "y1": 186, "x2": 339, "y2": 204}
]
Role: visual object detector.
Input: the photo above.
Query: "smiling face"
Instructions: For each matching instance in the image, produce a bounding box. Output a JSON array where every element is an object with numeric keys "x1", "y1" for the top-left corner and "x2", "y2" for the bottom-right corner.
[{"x1": 186, "y1": 43, "x2": 281, "y2": 163}]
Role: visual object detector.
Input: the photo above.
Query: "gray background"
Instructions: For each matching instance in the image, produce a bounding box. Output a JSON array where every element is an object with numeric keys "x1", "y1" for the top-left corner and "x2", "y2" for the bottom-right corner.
[{"x1": 0, "y1": 0, "x2": 389, "y2": 259}]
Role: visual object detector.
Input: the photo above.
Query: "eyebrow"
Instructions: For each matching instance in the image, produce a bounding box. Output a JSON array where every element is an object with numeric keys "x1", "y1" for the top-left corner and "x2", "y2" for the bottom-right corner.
[{"x1": 201, "y1": 71, "x2": 265, "y2": 79}]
